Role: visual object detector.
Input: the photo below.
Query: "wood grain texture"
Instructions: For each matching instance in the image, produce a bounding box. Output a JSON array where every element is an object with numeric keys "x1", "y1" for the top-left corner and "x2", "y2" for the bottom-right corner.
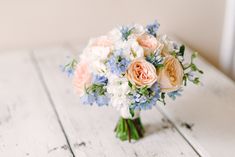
[
  {"x1": 33, "y1": 46, "x2": 201, "y2": 157},
  {"x1": 0, "y1": 51, "x2": 73, "y2": 157},
  {"x1": 157, "y1": 48, "x2": 235, "y2": 157}
]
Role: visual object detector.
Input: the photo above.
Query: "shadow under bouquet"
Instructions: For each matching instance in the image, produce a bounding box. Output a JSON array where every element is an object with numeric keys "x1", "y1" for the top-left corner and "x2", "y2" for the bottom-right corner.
[{"x1": 62, "y1": 21, "x2": 203, "y2": 142}]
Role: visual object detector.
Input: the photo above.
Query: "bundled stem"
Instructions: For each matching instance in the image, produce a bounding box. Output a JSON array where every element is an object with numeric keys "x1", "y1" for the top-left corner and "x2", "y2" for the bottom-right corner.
[{"x1": 114, "y1": 117, "x2": 145, "y2": 142}]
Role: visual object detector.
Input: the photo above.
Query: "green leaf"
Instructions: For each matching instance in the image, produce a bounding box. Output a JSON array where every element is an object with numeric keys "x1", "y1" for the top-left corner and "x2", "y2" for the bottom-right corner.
[
  {"x1": 171, "y1": 51, "x2": 177, "y2": 57},
  {"x1": 129, "y1": 108, "x2": 135, "y2": 118},
  {"x1": 139, "y1": 86, "x2": 149, "y2": 95},
  {"x1": 191, "y1": 64, "x2": 197, "y2": 71},
  {"x1": 183, "y1": 75, "x2": 187, "y2": 86},
  {"x1": 156, "y1": 64, "x2": 164, "y2": 69},
  {"x1": 191, "y1": 52, "x2": 198, "y2": 60},
  {"x1": 193, "y1": 77, "x2": 200, "y2": 85},
  {"x1": 179, "y1": 45, "x2": 185, "y2": 57},
  {"x1": 160, "y1": 93, "x2": 166, "y2": 105},
  {"x1": 198, "y1": 69, "x2": 204, "y2": 74},
  {"x1": 131, "y1": 48, "x2": 137, "y2": 58}
]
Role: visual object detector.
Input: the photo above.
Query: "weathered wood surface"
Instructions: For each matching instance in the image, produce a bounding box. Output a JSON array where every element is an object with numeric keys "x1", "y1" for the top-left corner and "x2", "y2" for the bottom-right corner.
[
  {"x1": 157, "y1": 49, "x2": 235, "y2": 157},
  {"x1": 0, "y1": 51, "x2": 73, "y2": 156},
  {"x1": 1, "y1": 43, "x2": 235, "y2": 157}
]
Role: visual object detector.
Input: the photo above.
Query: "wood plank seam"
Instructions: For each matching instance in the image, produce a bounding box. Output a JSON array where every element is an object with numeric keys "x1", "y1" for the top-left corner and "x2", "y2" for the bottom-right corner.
[
  {"x1": 30, "y1": 51, "x2": 76, "y2": 157},
  {"x1": 156, "y1": 106, "x2": 202, "y2": 157}
]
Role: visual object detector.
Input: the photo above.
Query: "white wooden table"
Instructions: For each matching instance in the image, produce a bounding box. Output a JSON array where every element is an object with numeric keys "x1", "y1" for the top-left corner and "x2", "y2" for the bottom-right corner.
[{"x1": 0, "y1": 43, "x2": 235, "y2": 157}]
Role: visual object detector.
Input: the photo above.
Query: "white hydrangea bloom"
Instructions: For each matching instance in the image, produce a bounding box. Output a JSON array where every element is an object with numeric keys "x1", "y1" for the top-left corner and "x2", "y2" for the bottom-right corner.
[
  {"x1": 127, "y1": 39, "x2": 144, "y2": 60},
  {"x1": 106, "y1": 74, "x2": 131, "y2": 110},
  {"x1": 115, "y1": 39, "x2": 144, "y2": 61}
]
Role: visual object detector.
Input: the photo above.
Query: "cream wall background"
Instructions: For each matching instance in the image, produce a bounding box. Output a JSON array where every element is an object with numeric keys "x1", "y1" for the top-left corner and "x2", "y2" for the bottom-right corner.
[{"x1": 0, "y1": 0, "x2": 225, "y2": 68}]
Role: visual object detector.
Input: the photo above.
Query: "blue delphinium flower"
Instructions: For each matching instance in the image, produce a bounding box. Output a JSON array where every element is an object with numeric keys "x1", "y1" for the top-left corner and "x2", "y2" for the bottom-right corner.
[
  {"x1": 151, "y1": 82, "x2": 161, "y2": 94},
  {"x1": 187, "y1": 71, "x2": 197, "y2": 82},
  {"x1": 146, "y1": 51, "x2": 165, "y2": 69},
  {"x1": 60, "y1": 58, "x2": 78, "y2": 77},
  {"x1": 80, "y1": 74, "x2": 109, "y2": 106},
  {"x1": 146, "y1": 20, "x2": 160, "y2": 37},
  {"x1": 96, "y1": 95, "x2": 110, "y2": 106},
  {"x1": 173, "y1": 42, "x2": 179, "y2": 51},
  {"x1": 120, "y1": 26, "x2": 133, "y2": 41},
  {"x1": 80, "y1": 89, "x2": 110, "y2": 106},
  {"x1": 92, "y1": 75, "x2": 108, "y2": 85},
  {"x1": 62, "y1": 66, "x2": 74, "y2": 77},
  {"x1": 167, "y1": 88, "x2": 183, "y2": 100},
  {"x1": 130, "y1": 83, "x2": 160, "y2": 110},
  {"x1": 80, "y1": 94, "x2": 96, "y2": 105},
  {"x1": 107, "y1": 50, "x2": 130, "y2": 76}
]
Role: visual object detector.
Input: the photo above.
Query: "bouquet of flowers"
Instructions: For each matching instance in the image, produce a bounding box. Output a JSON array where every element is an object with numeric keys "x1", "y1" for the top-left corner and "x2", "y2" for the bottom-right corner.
[{"x1": 62, "y1": 21, "x2": 203, "y2": 142}]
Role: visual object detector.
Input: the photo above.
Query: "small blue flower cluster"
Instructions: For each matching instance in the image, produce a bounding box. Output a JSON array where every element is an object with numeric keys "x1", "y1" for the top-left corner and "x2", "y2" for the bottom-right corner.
[
  {"x1": 107, "y1": 50, "x2": 130, "y2": 76},
  {"x1": 80, "y1": 75, "x2": 110, "y2": 106},
  {"x1": 120, "y1": 26, "x2": 133, "y2": 41},
  {"x1": 92, "y1": 75, "x2": 108, "y2": 85},
  {"x1": 60, "y1": 58, "x2": 78, "y2": 77},
  {"x1": 130, "y1": 83, "x2": 160, "y2": 110},
  {"x1": 146, "y1": 52, "x2": 165, "y2": 69},
  {"x1": 167, "y1": 88, "x2": 183, "y2": 100},
  {"x1": 146, "y1": 20, "x2": 160, "y2": 37},
  {"x1": 62, "y1": 66, "x2": 74, "y2": 77}
]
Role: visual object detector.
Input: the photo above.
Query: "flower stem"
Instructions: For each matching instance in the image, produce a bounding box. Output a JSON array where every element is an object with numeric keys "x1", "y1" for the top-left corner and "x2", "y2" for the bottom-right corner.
[{"x1": 114, "y1": 117, "x2": 145, "y2": 142}]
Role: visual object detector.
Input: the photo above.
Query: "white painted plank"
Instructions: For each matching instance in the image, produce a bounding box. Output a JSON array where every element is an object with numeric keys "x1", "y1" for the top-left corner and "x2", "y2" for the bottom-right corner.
[
  {"x1": 0, "y1": 51, "x2": 73, "y2": 157},
  {"x1": 156, "y1": 46, "x2": 235, "y2": 157},
  {"x1": 33, "y1": 46, "x2": 202, "y2": 157}
]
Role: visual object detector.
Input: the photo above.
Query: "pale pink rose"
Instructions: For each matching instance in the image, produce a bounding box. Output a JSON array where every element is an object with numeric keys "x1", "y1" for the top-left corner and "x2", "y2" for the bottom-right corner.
[
  {"x1": 126, "y1": 58, "x2": 157, "y2": 88},
  {"x1": 73, "y1": 62, "x2": 92, "y2": 96},
  {"x1": 158, "y1": 56, "x2": 183, "y2": 92},
  {"x1": 90, "y1": 36, "x2": 113, "y2": 48},
  {"x1": 137, "y1": 34, "x2": 163, "y2": 56}
]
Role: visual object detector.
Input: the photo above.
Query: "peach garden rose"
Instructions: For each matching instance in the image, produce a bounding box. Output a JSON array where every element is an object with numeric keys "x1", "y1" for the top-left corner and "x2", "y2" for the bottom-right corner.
[
  {"x1": 158, "y1": 56, "x2": 184, "y2": 92},
  {"x1": 137, "y1": 33, "x2": 163, "y2": 56},
  {"x1": 126, "y1": 58, "x2": 158, "y2": 88}
]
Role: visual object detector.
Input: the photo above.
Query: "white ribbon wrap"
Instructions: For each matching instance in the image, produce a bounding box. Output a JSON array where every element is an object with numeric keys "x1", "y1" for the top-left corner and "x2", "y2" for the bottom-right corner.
[{"x1": 120, "y1": 105, "x2": 140, "y2": 119}]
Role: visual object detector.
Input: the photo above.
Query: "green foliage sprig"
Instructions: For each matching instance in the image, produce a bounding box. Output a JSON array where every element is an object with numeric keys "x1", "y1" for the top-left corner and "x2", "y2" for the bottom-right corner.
[
  {"x1": 61, "y1": 58, "x2": 78, "y2": 77},
  {"x1": 182, "y1": 52, "x2": 204, "y2": 86},
  {"x1": 171, "y1": 45, "x2": 203, "y2": 86},
  {"x1": 86, "y1": 84, "x2": 106, "y2": 96}
]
